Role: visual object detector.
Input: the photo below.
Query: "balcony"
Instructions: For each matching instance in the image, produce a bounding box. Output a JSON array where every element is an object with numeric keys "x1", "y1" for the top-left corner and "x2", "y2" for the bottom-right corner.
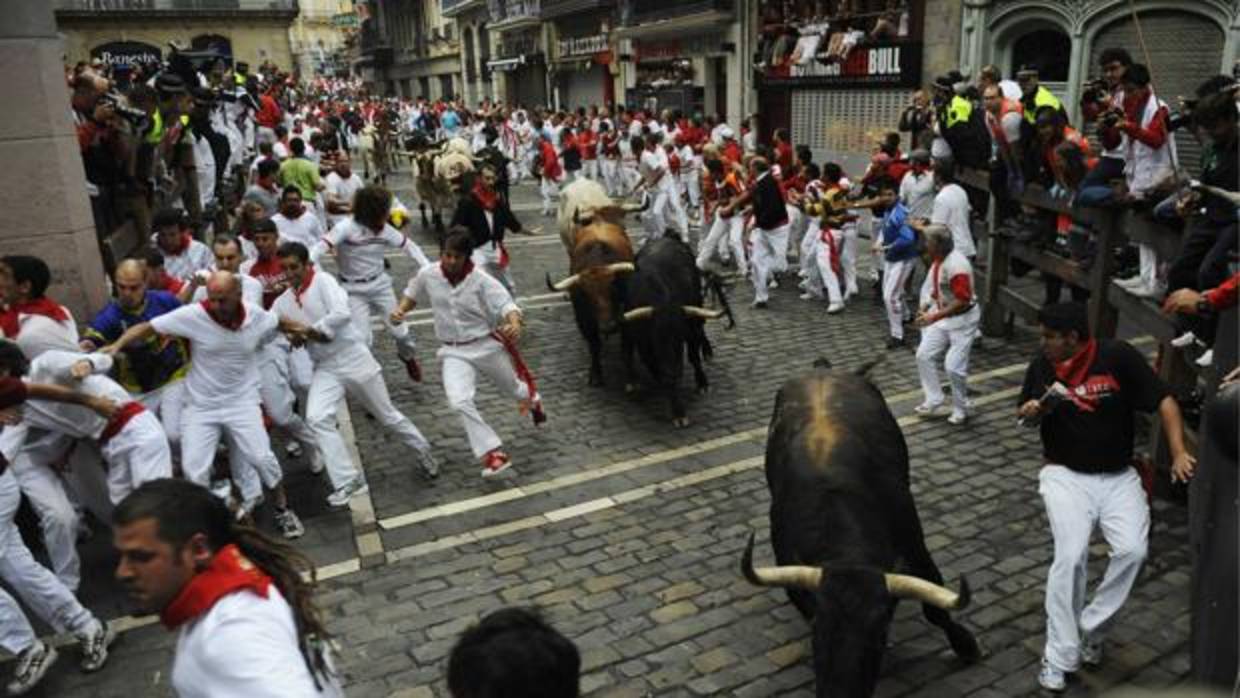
[
  {"x1": 615, "y1": 0, "x2": 730, "y2": 38},
  {"x1": 540, "y1": 0, "x2": 611, "y2": 19},
  {"x1": 54, "y1": 0, "x2": 298, "y2": 19},
  {"x1": 441, "y1": 0, "x2": 486, "y2": 18},
  {"x1": 488, "y1": 0, "x2": 540, "y2": 31}
]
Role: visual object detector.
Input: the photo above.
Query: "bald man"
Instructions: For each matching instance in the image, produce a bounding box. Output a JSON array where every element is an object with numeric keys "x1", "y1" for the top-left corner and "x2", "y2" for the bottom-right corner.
[
  {"x1": 101, "y1": 272, "x2": 305, "y2": 539},
  {"x1": 82, "y1": 259, "x2": 190, "y2": 449}
]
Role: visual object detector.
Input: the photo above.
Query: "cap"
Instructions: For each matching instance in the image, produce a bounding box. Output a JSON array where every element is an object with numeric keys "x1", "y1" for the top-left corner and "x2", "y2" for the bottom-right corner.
[
  {"x1": 1015, "y1": 64, "x2": 1039, "y2": 80},
  {"x1": 718, "y1": 125, "x2": 735, "y2": 139}
]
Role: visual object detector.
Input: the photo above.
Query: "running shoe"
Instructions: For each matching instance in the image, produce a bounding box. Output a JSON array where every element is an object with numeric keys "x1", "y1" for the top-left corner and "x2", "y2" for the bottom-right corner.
[{"x1": 6, "y1": 641, "x2": 57, "y2": 695}]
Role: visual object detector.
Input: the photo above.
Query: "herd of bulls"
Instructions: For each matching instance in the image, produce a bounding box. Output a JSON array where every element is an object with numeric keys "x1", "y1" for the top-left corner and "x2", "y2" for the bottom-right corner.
[
  {"x1": 388, "y1": 149, "x2": 980, "y2": 695},
  {"x1": 549, "y1": 180, "x2": 979, "y2": 696}
]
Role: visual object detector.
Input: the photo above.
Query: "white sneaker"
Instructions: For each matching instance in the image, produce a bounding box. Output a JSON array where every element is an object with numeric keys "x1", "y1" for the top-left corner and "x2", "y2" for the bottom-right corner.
[
  {"x1": 326, "y1": 478, "x2": 369, "y2": 508},
  {"x1": 768, "y1": 278, "x2": 779, "y2": 289},
  {"x1": 77, "y1": 620, "x2": 116, "y2": 673},
  {"x1": 1113, "y1": 276, "x2": 1143, "y2": 289},
  {"x1": 1038, "y1": 658, "x2": 1067, "y2": 692},
  {"x1": 1170, "y1": 331, "x2": 1199, "y2": 349},
  {"x1": 6, "y1": 641, "x2": 57, "y2": 695},
  {"x1": 799, "y1": 292, "x2": 818, "y2": 301},
  {"x1": 234, "y1": 495, "x2": 263, "y2": 522},
  {"x1": 947, "y1": 411, "x2": 968, "y2": 426},
  {"x1": 1131, "y1": 282, "x2": 1166, "y2": 299},
  {"x1": 826, "y1": 302, "x2": 845, "y2": 314},
  {"x1": 913, "y1": 402, "x2": 944, "y2": 417},
  {"x1": 1196, "y1": 349, "x2": 1214, "y2": 368},
  {"x1": 284, "y1": 441, "x2": 303, "y2": 459}
]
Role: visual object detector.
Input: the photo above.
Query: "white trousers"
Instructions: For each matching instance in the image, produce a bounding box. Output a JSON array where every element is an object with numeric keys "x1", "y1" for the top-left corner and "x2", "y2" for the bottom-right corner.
[
  {"x1": 915, "y1": 308, "x2": 980, "y2": 413},
  {"x1": 138, "y1": 380, "x2": 186, "y2": 449},
  {"x1": 343, "y1": 275, "x2": 417, "y2": 361},
  {"x1": 582, "y1": 159, "x2": 599, "y2": 181},
  {"x1": 619, "y1": 162, "x2": 641, "y2": 194},
  {"x1": 696, "y1": 213, "x2": 742, "y2": 272},
  {"x1": 600, "y1": 159, "x2": 621, "y2": 196},
  {"x1": 1038, "y1": 465, "x2": 1149, "y2": 672},
  {"x1": 840, "y1": 223, "x2": 860, "y2": 297},
  {"x1": 811, "y1": 229, "x2": 845, "y2": 305},
  {"x1": 471, "y1": 245, "x2": 516, "y2": 299},
  {"x1": 751, "y1": 225, "x2": 790, "y2": 303},
  {"x1": 441, "y1": 339, "x2": 532, "y2": 459},
  {"x1": 799, "y1": 220, "x2": 820, "y2": 278},
  {"x1": 787, "y1": 205, "x2": 807, "y2": 259},
  {"x1": 1136, "y1": 243, "x2": 1159, "y2": 289},
  {"x1": 0, "y1": 469, "x2": 94, "y2": 654},
  {"x1": 181, "y1": 403, "x2": 283, "y2": 502},
  {"x1": 307, "y1": 351, "x2": 432, "y2": 489},
  {"x1": 540, "y1": 176, "x2": 560, "y2": 215},
  {"x1": 882, "y1": 258, "x2": 915, "y2": 340},
  {"x1": 101, "y1": 410, "x2": 173, "y2": 505},
  {"x1": 9, "y1": 430, "x2": 79, "y2": 591},
  {"x1": 260, "y1": 341, "x2": 318, "y2": 454},
  {"x1": 684, "y1": 168, "x2": 701, "y2": 210}
]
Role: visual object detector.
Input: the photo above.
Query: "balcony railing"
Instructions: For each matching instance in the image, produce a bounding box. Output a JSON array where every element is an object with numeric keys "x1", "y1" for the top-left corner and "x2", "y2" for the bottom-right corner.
[
  {"x1": 54, "y1": 0, "x2": 297, "y2": 11},
  {"x1": 620, "y1": 0, "x2": 729, "y2": 25},
  {"x1": 488, "y1": 0, "x2": 540, "y2": 25},
  {"x1": 540, "y1": 0, "x2": 611, "y2": 19},
  {"x1": 441, "y1": 0, "x2": 485, "y2": 16}
]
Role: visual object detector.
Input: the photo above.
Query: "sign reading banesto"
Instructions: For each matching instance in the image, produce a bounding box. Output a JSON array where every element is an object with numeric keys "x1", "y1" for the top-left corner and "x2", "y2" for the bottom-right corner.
[{"x1": 91, "y1": 41, "x2": 162, "y2": 68}]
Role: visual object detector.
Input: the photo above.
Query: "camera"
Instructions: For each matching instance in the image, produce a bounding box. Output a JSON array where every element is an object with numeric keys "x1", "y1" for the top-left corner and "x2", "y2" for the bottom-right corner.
[
  {"x1": 98, "y1": 91, "x2": 151, "y2": 130},
  {"x1": 1081, "y1": 76, "x2": 1110, "y2": 103}
]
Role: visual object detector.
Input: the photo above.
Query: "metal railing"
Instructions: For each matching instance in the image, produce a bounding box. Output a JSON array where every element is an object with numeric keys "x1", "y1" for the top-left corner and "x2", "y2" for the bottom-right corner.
[
  {"x1": 488, "y1": 0, "x2": 540, "y2": 23},
  {"x1": 54, "y1": 0, "x2": 297, "y2": 11},
  {"x1": 621, "y1": 0, "x2": 728, "y2": 24}
]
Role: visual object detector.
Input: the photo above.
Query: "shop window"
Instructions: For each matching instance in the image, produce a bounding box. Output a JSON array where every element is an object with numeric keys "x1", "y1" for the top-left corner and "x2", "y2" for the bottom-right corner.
[
  {"x1": 636, "y1": 59, "x2": 694, "y2": 89},
  {"x1": 191, "y1": 33, "x2": 232, "y2": 59},
  {"x1": 1009, "y1": 29, "x2": 1070, "y2": 82}
]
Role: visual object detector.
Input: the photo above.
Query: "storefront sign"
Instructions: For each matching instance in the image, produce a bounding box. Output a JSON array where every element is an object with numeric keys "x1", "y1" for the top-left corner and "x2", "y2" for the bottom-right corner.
[
  {"x1": 634, "y1": 36, "x2": 719, "y2": 61},
  {"x1": 766, "y1": 41, "x2": 922, "y2": 88},
  {"x1": 557, "y1": 34, "x2": 609, "y2": 58},
  {"x1": 91, "y1": 41, "x2": 162, "y2": 69}
]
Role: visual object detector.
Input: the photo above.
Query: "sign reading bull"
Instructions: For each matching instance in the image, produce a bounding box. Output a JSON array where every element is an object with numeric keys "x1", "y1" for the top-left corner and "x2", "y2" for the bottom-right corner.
[{"x1": 742, "y1": 360, "x2": 980, "y2": 696}]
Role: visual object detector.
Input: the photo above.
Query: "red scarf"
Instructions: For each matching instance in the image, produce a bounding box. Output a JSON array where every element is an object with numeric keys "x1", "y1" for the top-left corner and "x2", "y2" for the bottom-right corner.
[
  {"x1": 442, "y1": 260, "x2": 475, "y2": 287},
  {"x1": 472, "y1": 182, "x2": 498, "y2": 212},
  {"x1": 161, "y1": 544, "x2": 272, "y2": 629},
  {"x1": 163, "y1": 233, "x2": 192, "y2": 257},
  {"x1": 490, "y1": 330, "x2": 538, "y2": 402},
  {"x1": 293, "y1": 266, "x2": 316, "y2": 305},
  {"x1": 200, "y1": 299, "x2": 247, "y2": 330},
  {"x1": 0, "y1": 298, "x2": 69, "y2": 338},
  {"x1": 1054, "y1": 338, "x2": 1097, "y2": 388}
]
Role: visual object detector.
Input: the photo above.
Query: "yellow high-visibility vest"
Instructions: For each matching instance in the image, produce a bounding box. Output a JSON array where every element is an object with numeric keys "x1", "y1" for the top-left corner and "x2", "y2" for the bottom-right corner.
[{"x1": 1023, "y1": 86, "x2": 1063, "y2": 124}]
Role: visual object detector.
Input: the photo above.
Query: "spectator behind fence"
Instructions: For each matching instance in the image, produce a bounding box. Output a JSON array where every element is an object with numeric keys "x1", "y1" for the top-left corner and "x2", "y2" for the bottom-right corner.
[
  {"x1": 1078, "y1": 48, "x2": 1134, "y2": 192},
  {"x1": 447, "y1": 607, "x2": 580, "y2": 698}
]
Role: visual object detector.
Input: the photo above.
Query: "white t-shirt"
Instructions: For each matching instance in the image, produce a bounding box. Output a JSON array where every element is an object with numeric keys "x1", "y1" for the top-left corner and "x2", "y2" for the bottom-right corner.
[
  {"x1": 149, "y1": 301, "x2": 277, "y2": 410},
  {"x1": 931, "y1": 183, "x2": 976, "y2": 258},
  {"x1": 313, "y1": 217, "x2": 429, "y2": 283},
  {"x1": 898, "y1": 171, "x2": 936, "y2": 220},
  {"x1": 272, "y1": 210, "x2": 325, "y2": 250},
  {"x1": 23, "y1": 351, "x2": 129, "y2": 440},
  {"x1": 172, "y1": 586, "x2": 344, "y2": 698},
  {"x1": 640, "y1": 149, "x2": 675, "y2": 193},
  {"x1": 7, "y1": 307, "x2": 78, "y2": 360},
  {"x1": 404, "y1": 263, "x2": 519, "y2": 344},
  {"x1": 323, "y1": 172, "x2": 364, "y2": 229},
  {"x1": 270, "y1": 268, "x2": 371, "y2": 370}
]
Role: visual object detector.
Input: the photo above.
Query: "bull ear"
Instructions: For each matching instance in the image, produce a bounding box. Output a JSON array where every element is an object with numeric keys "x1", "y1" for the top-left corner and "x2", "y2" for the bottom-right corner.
[{"x1": 884, "y1": 573, "x2": 970, "y2": 610}]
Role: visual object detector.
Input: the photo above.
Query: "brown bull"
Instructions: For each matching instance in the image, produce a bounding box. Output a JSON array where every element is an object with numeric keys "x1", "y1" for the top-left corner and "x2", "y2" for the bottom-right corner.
[{"x1": 547, "y1": 221, "x2": 635, "y2": 386}]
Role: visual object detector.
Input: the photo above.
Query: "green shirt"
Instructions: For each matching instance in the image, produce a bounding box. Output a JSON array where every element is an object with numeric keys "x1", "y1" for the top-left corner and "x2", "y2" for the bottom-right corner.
[{"x1": 278, "y1": 157, "x2": 321, "y2": 200}]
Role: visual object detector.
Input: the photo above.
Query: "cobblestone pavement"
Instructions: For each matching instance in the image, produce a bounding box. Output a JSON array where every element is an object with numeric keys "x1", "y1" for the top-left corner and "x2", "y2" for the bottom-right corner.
[{"x1": 29, "y1": 172, "x2": 1194, "y2": 697}]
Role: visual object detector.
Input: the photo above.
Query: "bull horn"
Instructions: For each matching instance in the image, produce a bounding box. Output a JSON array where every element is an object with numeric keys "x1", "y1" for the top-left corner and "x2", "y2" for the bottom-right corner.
[
  {"x1": 884, "y1": 573, "x2": 971, "y2": 610},
  {"x1": 682, "y1": 305, "x2": 725, "y2": 319},
  {"x1": 605, "y1": 262, "x2": 636, "y2": 275},
  {"x1": 623, "y1": 306, "x2": 654, "y2": 322},
  {"x1": 548, "y1": 272, "x2": 580, "y2": 292},
  {"x1": 741, "y1": 532, "x2": 823, "y2": 591}
]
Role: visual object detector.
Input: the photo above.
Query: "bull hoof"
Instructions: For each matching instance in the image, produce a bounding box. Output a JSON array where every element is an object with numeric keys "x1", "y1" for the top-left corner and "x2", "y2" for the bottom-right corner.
[{"x1": 673, "y1": 417, "x2": 690, "y2": 428}]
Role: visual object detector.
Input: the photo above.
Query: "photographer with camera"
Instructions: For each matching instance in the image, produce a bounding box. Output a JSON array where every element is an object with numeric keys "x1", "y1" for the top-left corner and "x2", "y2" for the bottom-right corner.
[{"x1": 1079, "y1": 49, "x2": 1133, "y2": 191}]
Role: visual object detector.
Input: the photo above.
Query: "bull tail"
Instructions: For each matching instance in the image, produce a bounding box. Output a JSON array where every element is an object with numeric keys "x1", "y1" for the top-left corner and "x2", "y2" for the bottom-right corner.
[
  {"x1": 853, "y1": 358, "x2": 884, "y2": 379},
  {"x1": 704, "y1": 272, "x2": 735, "y2": 330}
]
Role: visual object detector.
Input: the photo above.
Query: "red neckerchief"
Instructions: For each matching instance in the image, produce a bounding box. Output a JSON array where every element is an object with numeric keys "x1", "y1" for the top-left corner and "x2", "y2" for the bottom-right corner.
[
  {"x1": 163, "y1": 233, "x2": 191, "y2": 257},
  {"x1": 293, "y1": 266, "x2": 316, "y2": 305},
  {"x1": 442, "y1": 260, "x2": 475, "y2": 287},
  {"x1": 930, "y1": 258, "x2": 943, "y2": 309},
  {"x1": 1054, "y1": 338, "x2": 1098, "y2": 388},
  {"x1": 490, "y1": 329, "x2": 538, "y2": 400},
  {"x1": 0, "y1": 298, "x2": 69, "y2": 338},
  {"x1": 199, "y1": 299, "x2": 246, "y2": 331},
  {"x1": 160, "y1": 544, "x2": 272, "y2": 629},
  {"x1": 472, "y1": 181, "x2": 499, "y2": 212}
]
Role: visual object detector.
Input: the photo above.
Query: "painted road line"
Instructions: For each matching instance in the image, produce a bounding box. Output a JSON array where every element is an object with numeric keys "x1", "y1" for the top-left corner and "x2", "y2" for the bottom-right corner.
[{"x1": 377, "y1": 363, "x2": 1032, "y2": 532}]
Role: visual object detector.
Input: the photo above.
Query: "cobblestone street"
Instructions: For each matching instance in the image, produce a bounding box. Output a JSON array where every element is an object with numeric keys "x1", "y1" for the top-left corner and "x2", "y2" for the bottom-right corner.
[{"x1": 31, "y1": 174, "x2": 1193, "y2": 697}]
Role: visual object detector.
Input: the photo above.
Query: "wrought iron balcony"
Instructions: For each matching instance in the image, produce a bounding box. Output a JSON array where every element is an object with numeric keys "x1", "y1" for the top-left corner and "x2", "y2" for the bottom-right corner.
[
  {"x1": 54, "y1": 0, "x2": 298, "y2": 14},
  {"x1": 487, "y1": 0, "x2": 541, "y2": 29},
  {"x1": 540, "y1": 0, "x2": 611, "y2": 19},
  {"x1": 441, "y1": 0, "x2": 486, "y2": 17},
  {"x1": 619, "y1": 0, "x2": 730, "y2": 26}
]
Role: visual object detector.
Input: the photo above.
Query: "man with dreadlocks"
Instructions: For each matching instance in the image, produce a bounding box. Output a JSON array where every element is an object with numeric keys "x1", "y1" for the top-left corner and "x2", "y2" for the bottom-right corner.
[{"x1": 113, "y1": 478, "x2": 342, "y2": 697}]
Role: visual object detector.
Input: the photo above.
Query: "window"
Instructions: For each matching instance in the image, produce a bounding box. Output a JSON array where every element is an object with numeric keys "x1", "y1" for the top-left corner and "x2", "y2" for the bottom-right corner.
[{"x1": 1010, "y1": 29, "x2": 1070, "y2": 82}]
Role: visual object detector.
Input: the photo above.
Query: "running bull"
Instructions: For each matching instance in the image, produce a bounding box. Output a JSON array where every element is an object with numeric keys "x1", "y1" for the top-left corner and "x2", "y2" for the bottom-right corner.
[
  {"x1": 620, "y1": 237, "x2": 733, "y2": 427},
  {"x1": 403, "y1": 135, "x2": 474, "y2": 236},
  {"x1": 742, "y1": 360, "x2": 980, "y2": 697},
  {"x1": 546, "y1": 178, "x2": 646, "y2": 386}
]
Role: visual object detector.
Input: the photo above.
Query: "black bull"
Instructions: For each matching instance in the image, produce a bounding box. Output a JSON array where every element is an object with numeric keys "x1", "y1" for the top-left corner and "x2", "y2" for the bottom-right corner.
[
  {"x1": 620, "y1": 237, "x2": 734, "y2": 427},
  {"x1": 742, "y1": 362, "x2": 980, "y2": 697}
]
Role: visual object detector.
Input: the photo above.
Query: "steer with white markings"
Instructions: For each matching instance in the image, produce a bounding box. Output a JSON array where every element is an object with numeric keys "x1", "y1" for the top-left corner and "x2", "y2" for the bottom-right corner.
[{"x1": 742, "y1": 360, "x2": 981, "y2": 697}]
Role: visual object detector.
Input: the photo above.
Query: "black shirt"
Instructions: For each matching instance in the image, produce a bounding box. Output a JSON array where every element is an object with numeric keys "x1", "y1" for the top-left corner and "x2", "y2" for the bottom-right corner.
[
  {"x1": 1018, "y1": 339, "x2": 1169, "y2": 473},
  {"x1": 752, "y1": 173, "x2": 788, "y2": 230}
]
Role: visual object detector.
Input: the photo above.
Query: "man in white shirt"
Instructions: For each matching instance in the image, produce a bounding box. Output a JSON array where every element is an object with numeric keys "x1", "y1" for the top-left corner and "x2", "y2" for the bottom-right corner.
[
  {"x1": 273, "y1": 242, "x2": 438, "y2": 507},
  {"x1": 898, "y1": 150, "x2": 936, "y2": 220},
  {"x1": 639, "y1": 134, "x2": 688, "y2": 239},
  {"x1": 926, "y1": 159, "x2": 976, "y2": 259},
  {"x1": 313, "y1": 185, "x2": 430, "y2": 383},
  {"x1": 272, "y1": 186, "x2": 325, "y2": 250},
  {"x1": 391, "y1": 230, "x2": 544, "y2": 478},
  {"x1": 323, "y1": 157, "x2": 365, "y2": 230},
  {"x1": 150, "y1": 208, "x2": 214, "y2": 282},
  {"x1": 101, "y1": 272, "x2": 305, "y2": 539},
  {"x1": 113, "y1": 479, "x2": 344, "y2": 698},
  {"x1": 913, "y1": 226, "x2": 980, "y2": 425}
]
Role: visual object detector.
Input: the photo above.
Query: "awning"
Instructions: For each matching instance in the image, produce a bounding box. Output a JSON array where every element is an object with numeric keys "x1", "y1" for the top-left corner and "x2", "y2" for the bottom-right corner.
[{"x1": 487, "y1": 56, "x2": 525, "y2": 72}]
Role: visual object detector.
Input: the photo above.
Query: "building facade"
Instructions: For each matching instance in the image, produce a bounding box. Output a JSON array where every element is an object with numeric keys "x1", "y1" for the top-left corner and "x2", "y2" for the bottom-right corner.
[
  {"x1": 544, "y1": 0, "x2": 616, "y2": 111},
  {"x1": 288, "y1": 0, "x2": 354, "y2": 78},
  {"x1": 354, "y1": 0, "x2": 462, "y2": 99},
  {"x1": 54, "y1": 0, "x2": 299, "y2": 72},
  {"x1": 442, "y1": 0, "x2": 494, "y2": 106},
  {"x1": 485, "y1": 0, "x2": 550, "y2": 108}
]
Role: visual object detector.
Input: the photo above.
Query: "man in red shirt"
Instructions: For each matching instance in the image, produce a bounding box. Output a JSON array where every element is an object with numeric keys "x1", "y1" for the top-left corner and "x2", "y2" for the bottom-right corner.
[
  {"x1": 254, "y1": 83, "x2": 283, "y2": 146},
  {"x1": 773, "y1": 128, "x2": 795, "y2": 173},
  {"x1": 577, "y1": 125, "x2": 598, "y2": 183},
  {"x1": 538, "y1": 133, "x2": 562, "y2": 217}
]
